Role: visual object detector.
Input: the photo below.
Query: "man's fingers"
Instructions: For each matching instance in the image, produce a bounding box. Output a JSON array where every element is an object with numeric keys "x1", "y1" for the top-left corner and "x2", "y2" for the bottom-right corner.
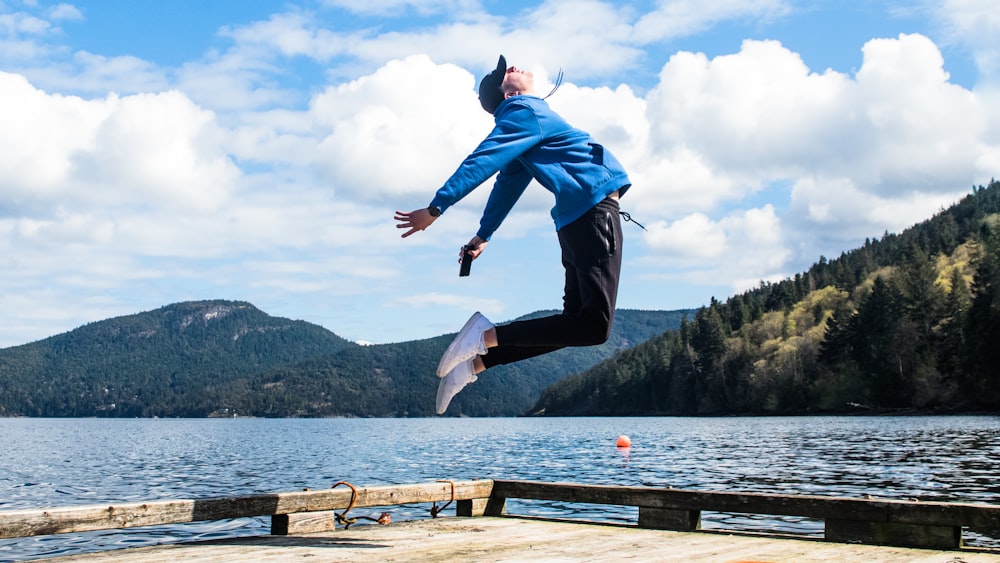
[{"x1": 394, "y1": 208, "x2": 432, "y2": 238}]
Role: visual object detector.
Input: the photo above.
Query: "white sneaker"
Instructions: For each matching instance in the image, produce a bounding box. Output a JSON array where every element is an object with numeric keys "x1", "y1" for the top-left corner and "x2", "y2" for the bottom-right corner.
[
  {"x1": 437, "y1": 312, "x2": 493, "y2": 377},
  {"x1": 436, "y1": 359, "x2": 478, "y2": 414}
]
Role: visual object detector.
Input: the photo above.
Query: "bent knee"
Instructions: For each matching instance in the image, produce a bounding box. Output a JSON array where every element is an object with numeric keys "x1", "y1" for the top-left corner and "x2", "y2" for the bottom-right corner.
[{"x1": 573, "y1": 312, "x2": 613, "y2": 346}]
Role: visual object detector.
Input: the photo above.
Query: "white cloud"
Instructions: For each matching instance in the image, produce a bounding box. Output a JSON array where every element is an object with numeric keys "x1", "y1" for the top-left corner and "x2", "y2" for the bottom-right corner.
[
  {"x1": 548, "y1": 82, "x2": 648, "y2": 162},
  {"x1": 851, "y1": 34, "x2": 985, "y2": 192},
  {"x1": 63, "y1": 51, "x2": 169, "y2": 93},
  {"x1": 311, "y1": 54, "x2": 493, "y2": 203},
  {"x1": 509, "y1": 0, "x2": 642, "y2": 73},
  {"x1": 936, "y1": 0, "x2": 1000, "y2": 84},
  {"x1": 1, "y1": 72, "x2": 238, "y2": 215},
  {"x1": 620, "y1": 31, "x2": 996, "y2": 292},
  {"x1": 48, "y1": 3, "x2": 82, "y2": 21},
  {"x1": 0, "y1": 11, "x2": 51, "y2": 35},
  {"x1": 0, "y1": 72, "x2": 110, "y2": 199},
  {"x1": 634, "y1": 0, "x2": 792, "y2": 43},
  {"x1": 220, "y1": 12, "x2": 349, "y2": 61},
  {"x1": 642, "y1": 205, "x2": 789, "y2": 292},
  {"x1": 176, "y1": 48, "x2": 301, "y2": 112},
  {"x1": 637, "y1": 33, "x2": 994, "y2": 240},
  {"x1": 786, "y1": 178, "x2": 967, "y2": 245},
  {"x1": 646, "y1": 40, "x2": 855, "y2": 178},
  {"x1": 646, "y1": 213, "x2": 727, "y2": 258},
  {"x1": 646, "y1": 205, "x2": 783, "y2": 258},
  {"x1": 214, "y1": 0, "x2": 793, "y2": 84},
  {"x1": 76, "y1": 91, "x2": 238, "y2": 211},
  {"x1": 0, "y1": 10, "x2": 58, "y2": 63},
  {"x1": 319, "y1": 0, "x2": 483, "y2": 17}
]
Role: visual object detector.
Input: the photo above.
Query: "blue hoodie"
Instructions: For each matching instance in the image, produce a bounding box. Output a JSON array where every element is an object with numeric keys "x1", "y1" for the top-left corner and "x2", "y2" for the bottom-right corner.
[{"x1": 429, "y1": 95, "x2": 631, "y2": 241}]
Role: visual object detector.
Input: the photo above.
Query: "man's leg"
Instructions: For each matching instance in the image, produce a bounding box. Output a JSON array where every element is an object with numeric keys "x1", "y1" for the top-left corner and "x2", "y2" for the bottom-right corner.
[{"x1": 483, "y1": 198, "x2": 623, "y2": 369}]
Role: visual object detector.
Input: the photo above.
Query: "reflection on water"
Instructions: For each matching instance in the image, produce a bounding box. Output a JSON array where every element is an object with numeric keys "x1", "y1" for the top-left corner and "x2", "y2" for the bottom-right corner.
[{"x1": 1, "y1": 416, "x2": 998, "y2": 561}]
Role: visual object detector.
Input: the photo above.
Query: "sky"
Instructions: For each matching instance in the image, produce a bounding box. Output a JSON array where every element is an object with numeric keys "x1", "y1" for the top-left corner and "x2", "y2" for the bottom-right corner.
[{"x1": 1, "y1": 0, "x2": 999, "y2": 348}]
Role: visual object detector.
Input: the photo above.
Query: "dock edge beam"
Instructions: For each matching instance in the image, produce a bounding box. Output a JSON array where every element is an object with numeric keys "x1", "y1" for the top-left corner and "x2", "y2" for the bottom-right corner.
[{"x1": 826, "y1": 518, "x2": 962, "y2": 550}]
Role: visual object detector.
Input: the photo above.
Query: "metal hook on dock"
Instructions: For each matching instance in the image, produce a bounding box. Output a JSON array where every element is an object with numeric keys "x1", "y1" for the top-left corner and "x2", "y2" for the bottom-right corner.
[
  {"x1": 430, "y1": 480, "x2": 456, "y2": 518},
  {"x1": 331, "y1": 480, "x2": 391, "y2": 528}
]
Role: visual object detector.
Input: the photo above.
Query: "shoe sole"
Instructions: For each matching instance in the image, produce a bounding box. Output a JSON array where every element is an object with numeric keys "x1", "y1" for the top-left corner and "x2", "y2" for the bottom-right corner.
[
  {"x1": 436, "y1": 368, "x2": 477, "y2": 414},
  {"x1": 435, "y1": 376, "x2": 452, "y2": 414},
  {"x1": 437, "y1": 312, "x2": 484, "y2": 377}
]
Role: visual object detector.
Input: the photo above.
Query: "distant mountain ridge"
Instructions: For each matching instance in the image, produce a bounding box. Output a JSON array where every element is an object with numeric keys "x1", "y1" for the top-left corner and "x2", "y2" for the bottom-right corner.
[
  {"x1": 0, "y1": 302, "x2": 689, "y2": 417},
  {"x1": 0, "y1": 301, "x2": 356, "y2": 417}
]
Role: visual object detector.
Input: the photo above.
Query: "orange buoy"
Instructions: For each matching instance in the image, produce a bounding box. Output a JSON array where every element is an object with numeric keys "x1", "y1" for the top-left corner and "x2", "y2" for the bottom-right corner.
[{"x1": 616, "y1": 435, "x2": 631, "y2": 448}]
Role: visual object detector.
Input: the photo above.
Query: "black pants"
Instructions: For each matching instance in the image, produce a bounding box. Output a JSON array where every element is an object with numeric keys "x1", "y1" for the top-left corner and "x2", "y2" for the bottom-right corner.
[{"x1": 483, "y1": 196, "x2": 623, "y2": 368}]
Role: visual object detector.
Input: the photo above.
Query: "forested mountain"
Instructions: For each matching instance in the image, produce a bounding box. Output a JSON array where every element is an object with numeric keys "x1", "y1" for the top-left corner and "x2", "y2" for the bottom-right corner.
[
  {"x1": 0, "y1": 303, "x2": 688, "y2": 417},
  {"x1": 0, "y1": 301, "x2": 356, "y2": 417},
  {"x1": 213, "y1": 308, "x2": 690, "y2": 418},
  {"x1": 529, "y1": 180, "x2": 1000, "y2": 416}
]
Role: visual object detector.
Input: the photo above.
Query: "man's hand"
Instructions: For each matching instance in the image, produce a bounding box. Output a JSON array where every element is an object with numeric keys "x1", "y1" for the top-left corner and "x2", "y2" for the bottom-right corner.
[
  {"x1": 394, "y1": 208, "x2": 437, "y2": 238},
  {"x1": 461, "y1": 236, "x2": 489, "y2": 261}
]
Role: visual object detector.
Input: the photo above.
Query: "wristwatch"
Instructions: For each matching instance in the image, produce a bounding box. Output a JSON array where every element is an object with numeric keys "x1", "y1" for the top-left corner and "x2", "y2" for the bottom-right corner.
[{"x1": 427, "y1": 205, "x2": 442, "y2": 217}]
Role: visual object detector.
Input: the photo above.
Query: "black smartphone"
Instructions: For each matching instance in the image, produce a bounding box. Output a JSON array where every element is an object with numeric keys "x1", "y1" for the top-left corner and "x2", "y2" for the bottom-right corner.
[{"x1": 459, "y1": 246, "x2": 473, "y2": 277}]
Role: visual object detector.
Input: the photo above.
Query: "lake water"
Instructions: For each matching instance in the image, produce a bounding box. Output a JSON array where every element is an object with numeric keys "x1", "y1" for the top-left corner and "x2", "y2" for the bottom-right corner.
[{"x1": 2, "y1": 416, "x2": 999, "y2": 561}]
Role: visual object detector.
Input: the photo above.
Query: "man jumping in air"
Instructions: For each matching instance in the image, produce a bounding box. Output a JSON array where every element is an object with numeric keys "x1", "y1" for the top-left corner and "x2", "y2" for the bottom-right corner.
[{"x1": 395, "y1": 55, "x2": 632, "y2": 414}]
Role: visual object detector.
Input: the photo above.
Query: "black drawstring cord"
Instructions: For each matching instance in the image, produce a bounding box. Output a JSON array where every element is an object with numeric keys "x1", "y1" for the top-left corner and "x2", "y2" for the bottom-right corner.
[
  {"x1": 619, "y1": 211, "x2": 647, "y2": 231},
  {"x1": 544, "y1": 69, "x2": 564, "y2": 100}
]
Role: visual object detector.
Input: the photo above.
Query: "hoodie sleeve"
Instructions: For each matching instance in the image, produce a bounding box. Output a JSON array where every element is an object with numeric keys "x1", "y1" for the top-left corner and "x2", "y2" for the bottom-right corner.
[
  {"x1": 476, "y1": 159, "x2": 532, "y2": 240},
  {"x1": 429, "y1": 102, "x2": 542, "y2": 215}
]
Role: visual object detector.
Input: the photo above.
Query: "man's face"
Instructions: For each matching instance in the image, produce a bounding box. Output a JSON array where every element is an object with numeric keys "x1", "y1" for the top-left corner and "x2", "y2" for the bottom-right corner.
[{"x1": 502, "y1": 66, "x2": 534, "y2": 97}]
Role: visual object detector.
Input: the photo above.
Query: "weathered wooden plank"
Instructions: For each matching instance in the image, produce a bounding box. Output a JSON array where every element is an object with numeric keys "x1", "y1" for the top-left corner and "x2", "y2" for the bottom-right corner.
[
  {"x1": 637, "y1": 506, "x2": 701, "y2": 531},
  {"x1": 491, "y1": 480, "x2": 1000, "y2": 527},
  {"x1": 826, "y1": 518, "x2": 962, "y2": 550},
  {"x1": 492, "y1": 480, "x2": 885, "y2": 520},
  {"x1": 483, "y1": 493, "x2": 507, "y2": 517},
  {"x1": 263, "y1": 493, "x2": 490, "y2": 536},
  {"x1": 271, "y1": 511, "x2": 339, "y2": 535},
  {"x1": 456, "y1": 498, "x2": 489, "y2": 517},
  {"x1": 491, "y1": 480, "x2": 1000, "y2": 549},
  {"x1": 0, "y1": 480, "x2": 494, "y2": 539},
  {"x1": 887, "y1": 501, "x2": 1000, "y2": 528}
]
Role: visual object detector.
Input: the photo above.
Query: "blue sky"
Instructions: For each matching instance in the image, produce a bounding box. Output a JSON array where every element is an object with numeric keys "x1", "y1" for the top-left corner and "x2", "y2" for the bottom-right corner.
[{"x1": 1, "y1": 0, "x2": 999, "y2": 348}]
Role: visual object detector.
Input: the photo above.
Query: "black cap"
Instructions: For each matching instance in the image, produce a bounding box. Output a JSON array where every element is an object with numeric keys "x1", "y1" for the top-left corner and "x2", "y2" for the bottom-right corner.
[{"x1": 478, "y1": 55, "x2": 506, "y2": 114}]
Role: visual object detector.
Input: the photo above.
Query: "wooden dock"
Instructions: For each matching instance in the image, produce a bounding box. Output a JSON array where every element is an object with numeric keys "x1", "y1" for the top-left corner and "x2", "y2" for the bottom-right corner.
[
  {"x1": 37, "y1": 516, "x2": 1000, "y2": 562},
  {"x1": 2, "y1": 479, "x2": 999, "y2": 562}
]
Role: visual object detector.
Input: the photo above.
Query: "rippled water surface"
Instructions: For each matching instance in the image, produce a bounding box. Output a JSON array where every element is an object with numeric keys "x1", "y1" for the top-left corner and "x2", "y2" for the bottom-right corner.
[{"x1": 2, "y1": 416, "x2": 999, "y2": 560}]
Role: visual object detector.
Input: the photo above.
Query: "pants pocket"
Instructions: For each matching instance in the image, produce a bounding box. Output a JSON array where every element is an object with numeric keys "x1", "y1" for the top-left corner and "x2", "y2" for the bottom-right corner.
[{"x1": 603, "y1": 212, "x2": 616, "y2": 255}]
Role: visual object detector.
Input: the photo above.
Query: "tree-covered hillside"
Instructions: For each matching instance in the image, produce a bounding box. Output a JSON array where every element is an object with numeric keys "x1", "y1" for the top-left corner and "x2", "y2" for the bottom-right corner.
[
  {"x1": 0, "y1": 303, "x2": 688, "y2": 417},
  {"x1": 0, "y1": 301, "x2": 356, "y2": 417},
  {"x1": 213, "y1": 308, "x2": 691, "y2": 417},
  {"x1": 529, "y1": 180, "x2": 1000, "y2": 416}
]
